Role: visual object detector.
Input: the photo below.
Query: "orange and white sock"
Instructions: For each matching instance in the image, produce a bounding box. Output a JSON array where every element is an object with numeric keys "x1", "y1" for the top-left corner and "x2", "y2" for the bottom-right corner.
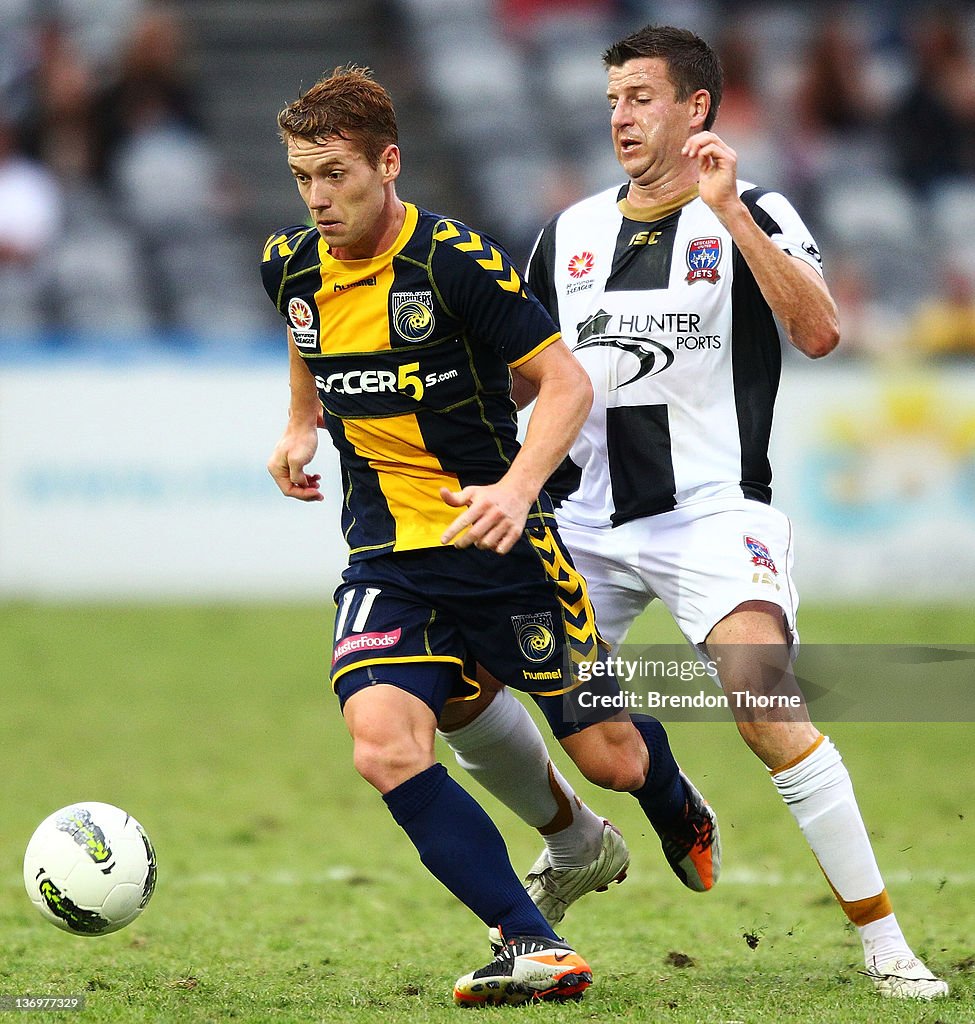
[
  {"x1": 771, "y1": 735, "x2": 913, "y2": 965},
  {"x1": 438, "y1": 687, "x2": 605, "y2": 868}
]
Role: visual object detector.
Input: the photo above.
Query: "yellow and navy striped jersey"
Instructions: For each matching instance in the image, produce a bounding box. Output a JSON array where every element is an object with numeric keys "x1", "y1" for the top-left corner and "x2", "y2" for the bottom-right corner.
[{"x1": 261, "y1": 202, "x2": 562, "y2": 561}]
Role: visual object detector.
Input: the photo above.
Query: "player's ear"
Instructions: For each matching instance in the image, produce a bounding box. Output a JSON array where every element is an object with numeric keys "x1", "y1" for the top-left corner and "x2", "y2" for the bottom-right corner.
[
  {"x1": 379, "y1": 144, "x2": 401, "y2": 184},
  {"x1": 689, "y1": 89, "x2": 710, "y2": 130}
]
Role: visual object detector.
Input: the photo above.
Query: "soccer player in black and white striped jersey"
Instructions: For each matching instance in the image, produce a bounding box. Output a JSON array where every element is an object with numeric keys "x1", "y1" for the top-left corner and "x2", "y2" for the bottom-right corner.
[{"x1": 514, "y1": 24, "x2": 946, "y2": 1000}]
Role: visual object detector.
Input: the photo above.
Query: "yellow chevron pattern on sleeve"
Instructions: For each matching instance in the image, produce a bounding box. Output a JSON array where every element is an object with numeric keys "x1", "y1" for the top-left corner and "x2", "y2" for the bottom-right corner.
[
  {"x1": 262, "y1": 232, "x2": 294, "y2": 263},
  {"x1": 476, "y1": 247, "x2": 504, "y2": 273},
  {"x1": 432, "y1": 220, "x2": 462, "y2": 242},
  {"x1": 433, "y1": 220, "x2": 526, "y2": 297}
]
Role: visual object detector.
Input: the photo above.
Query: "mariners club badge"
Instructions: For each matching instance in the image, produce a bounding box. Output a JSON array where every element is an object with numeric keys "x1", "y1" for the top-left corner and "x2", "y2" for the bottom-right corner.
[
  {"x1": 511, "y1": 612, "x2": 557, "y2": 663},
  {"x1": 685, "y1": 237, "x2": 722, "y2": 283}
]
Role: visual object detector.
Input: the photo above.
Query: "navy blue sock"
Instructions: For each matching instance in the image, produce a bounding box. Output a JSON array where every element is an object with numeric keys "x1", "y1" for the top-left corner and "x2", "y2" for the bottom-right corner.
[
  {"x1": 383, "y1": 763, "x2": 558, "y2": 941},
  {"x1": 629, "y1": 716, "x2": 686, "y2": 828}
]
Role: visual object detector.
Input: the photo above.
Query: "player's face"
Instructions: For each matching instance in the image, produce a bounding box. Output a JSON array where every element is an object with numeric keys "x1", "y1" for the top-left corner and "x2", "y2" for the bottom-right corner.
[
  {"x1": 287, "y1": 135, "x2": 399, "y2": 259},
  {"x1": 607, "y1": 57, "x2": 697, "y2": 185}
]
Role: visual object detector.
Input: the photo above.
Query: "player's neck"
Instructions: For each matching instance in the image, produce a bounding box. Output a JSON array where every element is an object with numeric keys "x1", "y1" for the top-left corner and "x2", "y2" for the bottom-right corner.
[
  {"x1": 624, "y1": 163, "x2": 699, "y2": 215},
  {"x1": 621, "y1": 176, "x2": 699, "y2": 222}
]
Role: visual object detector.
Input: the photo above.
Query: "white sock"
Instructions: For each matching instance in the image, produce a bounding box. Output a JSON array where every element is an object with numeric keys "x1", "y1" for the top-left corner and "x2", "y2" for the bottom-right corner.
[
  {"x1": 438, "y1": 688, "x2": 605, "y2": 868},
  {"x1": 772, "y1": 735, "x2": 911, "y2": 964},
  {"x1": 858, "y1": 913, "x2": 916, "y2": 968}
]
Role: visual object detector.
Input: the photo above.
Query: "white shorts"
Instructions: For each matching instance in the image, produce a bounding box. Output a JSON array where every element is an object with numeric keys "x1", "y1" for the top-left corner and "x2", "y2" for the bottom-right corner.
[{"x1": 556, "y1": 497, "x2": 800, "y2": 651}]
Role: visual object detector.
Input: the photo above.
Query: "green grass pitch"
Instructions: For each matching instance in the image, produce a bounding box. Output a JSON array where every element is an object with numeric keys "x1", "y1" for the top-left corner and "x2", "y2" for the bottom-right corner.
[{"x1": 1, "y1": 602, "x2": 972, "y2": 1022}]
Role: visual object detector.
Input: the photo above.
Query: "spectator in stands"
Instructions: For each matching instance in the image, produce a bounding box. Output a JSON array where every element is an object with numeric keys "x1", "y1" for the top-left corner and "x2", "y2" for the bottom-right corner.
[
  {"x1": 712, "y1": 26, "x2": 788, "y2": 189},
  {"x1": 888, "y1": 4, "x2": 975, "y2": 193},
  {"x1": 0, "y1": 114, "x2": 62, "y2": 333},
  {"x1": 792, "y1": 10, "x2": 885, "y2": 187},
  {"x1": 102, "y1": 4, "x2": 266, "y2": 336},
  {"x1": 22, "y1": 14, "x2": 152, "y2": 332}
]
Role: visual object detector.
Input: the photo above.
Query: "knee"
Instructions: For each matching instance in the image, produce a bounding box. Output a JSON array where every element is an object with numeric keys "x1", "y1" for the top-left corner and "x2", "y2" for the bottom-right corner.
[
  {"x1": 352, "y1": 733, "x2": 433, "y2": 793},
  {"x1": 584, "y1": 757, "x2": 647, "y2": 793},
  {"x1": 563, "y1": 723, "x2": 648, "y2": 792}
]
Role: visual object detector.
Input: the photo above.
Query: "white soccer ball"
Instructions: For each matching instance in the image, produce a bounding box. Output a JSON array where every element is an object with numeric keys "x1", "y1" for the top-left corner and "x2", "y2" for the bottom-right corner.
[{"x1": 23, "y1": 802, "x2": 157, "y2": 936}]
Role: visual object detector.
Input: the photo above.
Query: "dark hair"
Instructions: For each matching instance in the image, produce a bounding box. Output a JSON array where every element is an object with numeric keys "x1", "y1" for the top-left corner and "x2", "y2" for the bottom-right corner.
[
  {"x1": 603, "y1": 25, "x2": 723, "y2": 131},
  {"x1": 277, "y1": 65, "x2": 398, "y2": 166}
]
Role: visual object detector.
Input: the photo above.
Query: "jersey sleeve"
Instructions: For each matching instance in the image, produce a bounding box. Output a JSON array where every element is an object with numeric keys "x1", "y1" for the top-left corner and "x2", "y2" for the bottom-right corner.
[
  {"x1": 430, "y1": 218, "x2": 561, "y2": 366},
  {"x1": 740, "y1": 187, "x2": 824, "y2": 276},
  {"x1": 259, "y1": 225, "x2": 316, "y2": 316}
]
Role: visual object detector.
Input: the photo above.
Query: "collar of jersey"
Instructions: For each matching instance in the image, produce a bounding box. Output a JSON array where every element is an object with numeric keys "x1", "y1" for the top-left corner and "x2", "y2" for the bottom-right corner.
[
  {"x1": 617, "y1": 184, "x2": 699, "y2": 223},
  {"x1": 318, "y1": 201, "x2": 418, "y2": 271}
]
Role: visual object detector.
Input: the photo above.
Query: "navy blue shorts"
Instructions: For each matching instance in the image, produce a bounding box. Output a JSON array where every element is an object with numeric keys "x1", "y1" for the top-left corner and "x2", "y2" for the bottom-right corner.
[{"x1": 329, "y1": 522, "x2": 622, "y2": 739}]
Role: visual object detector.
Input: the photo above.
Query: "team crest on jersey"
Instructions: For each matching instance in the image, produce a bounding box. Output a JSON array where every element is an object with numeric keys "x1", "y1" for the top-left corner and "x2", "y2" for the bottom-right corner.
[
  {"x1": 511, "y1": 612, "x2": 557, "y2": 663},
  {"x1": 744, "y1": 535, "x2": 777, "y2": 574},
  {"x1": 392, "y1": 290, "x2": 436, "y2": 342},
  {"x1": 685, "y1": 237, "x2": 722, "y2": 284}
]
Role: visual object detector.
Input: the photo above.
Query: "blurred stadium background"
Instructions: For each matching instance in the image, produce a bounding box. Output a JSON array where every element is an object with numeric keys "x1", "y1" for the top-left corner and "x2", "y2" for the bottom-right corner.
[{"x1": 0, "y1": 0, "x2": 973, "y2": 613}]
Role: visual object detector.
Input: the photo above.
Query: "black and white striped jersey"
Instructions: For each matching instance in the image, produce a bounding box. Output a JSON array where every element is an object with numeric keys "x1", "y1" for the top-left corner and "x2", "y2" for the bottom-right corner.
[{"x1": 526, "y1": 180, "x2": 823, "y2": 529}]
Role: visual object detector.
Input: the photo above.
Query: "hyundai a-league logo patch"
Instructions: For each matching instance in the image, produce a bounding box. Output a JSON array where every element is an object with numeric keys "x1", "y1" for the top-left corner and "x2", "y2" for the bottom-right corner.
[
  {"x1": 566, "y1": 251, "x2": 596, "y2": 294},
  {"x1": 392, "y1": 290, "x2": 435, "y2": 342},
  {"x1": 287, "y1": 297, "x2": 318, "y2": 349},
  {"x1": 685, "y1": 237, "x2": 722, "y2": 283},
  {"x1": 567, "y1": 252, "x2": 594, "y2": 279},
  {"x1": 288, "y1": 297, "x2": 314, "y2": 329},
  {"x1": 744, "y1": 535, "x2": 777, "y2": 574},
  {"x1": 512, "y1": 612, "x2": 557, "y2": 663}
]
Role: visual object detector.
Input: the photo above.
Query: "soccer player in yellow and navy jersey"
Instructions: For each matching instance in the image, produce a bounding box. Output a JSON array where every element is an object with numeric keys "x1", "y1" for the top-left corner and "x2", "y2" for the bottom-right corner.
[{"x1": 263, "y1": 66, "x2": 716, "y2": 1006}]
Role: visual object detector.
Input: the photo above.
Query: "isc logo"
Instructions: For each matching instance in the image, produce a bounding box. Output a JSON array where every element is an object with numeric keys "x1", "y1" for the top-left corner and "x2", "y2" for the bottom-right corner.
[{"x1": 629, "y1": 230, "x2": 662, "y2": 247}]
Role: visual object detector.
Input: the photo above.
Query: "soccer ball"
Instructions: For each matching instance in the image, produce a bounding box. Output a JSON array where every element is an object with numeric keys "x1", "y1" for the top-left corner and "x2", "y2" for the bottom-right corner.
[{"x1": 23, "y1": 802, "x2": 157, "y2": 936}]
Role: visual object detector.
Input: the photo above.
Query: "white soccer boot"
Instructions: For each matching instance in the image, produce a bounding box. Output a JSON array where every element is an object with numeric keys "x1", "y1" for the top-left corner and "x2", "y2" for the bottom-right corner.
[
  {"x1": 865, "y1": 955, "x2": 949, "y2": 999},
  {"x1": 525, "y1": 820, "x2": 630, "y2": 926},
  {"x1": 487, "y1": 820, "x2": 628, "y2": 950}
]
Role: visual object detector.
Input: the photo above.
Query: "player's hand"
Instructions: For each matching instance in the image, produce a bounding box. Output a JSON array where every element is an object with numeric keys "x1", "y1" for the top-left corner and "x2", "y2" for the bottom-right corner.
[
  {"x1": 683, "y1": 131, "x2": 742, "y2": 221},
  {"x1": 267, "y1": 427, "x2": 324, "y2": 502},
  {"x1": 439, "y1": 484, "x2": 530, "y2": 555}
]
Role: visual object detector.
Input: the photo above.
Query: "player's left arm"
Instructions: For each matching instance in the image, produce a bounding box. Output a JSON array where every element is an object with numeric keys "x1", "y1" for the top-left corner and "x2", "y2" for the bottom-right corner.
[
  {"x1": 441, "y1": 337, "x2": 591, "y2": 553},
  {"x1": 685, "y1": 131, "x2": 840, "y2": 359}
]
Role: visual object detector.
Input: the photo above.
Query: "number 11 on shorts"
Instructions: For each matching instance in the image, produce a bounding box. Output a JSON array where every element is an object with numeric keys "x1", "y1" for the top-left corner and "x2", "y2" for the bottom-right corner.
[{"x1": 335, "y1": 587, "x2": 383, "y2": 637}]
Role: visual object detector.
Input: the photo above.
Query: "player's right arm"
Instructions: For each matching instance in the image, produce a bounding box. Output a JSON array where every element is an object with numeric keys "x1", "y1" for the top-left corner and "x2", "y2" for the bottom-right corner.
[{"x1": 267, "y1": 328, "x2": 324, "y2": 502}]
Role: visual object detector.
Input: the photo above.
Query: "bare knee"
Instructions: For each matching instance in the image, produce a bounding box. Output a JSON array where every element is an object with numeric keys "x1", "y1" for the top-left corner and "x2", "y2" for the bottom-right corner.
[
  {"x1": 343, "y1": 686, "x2": 437, "y2": 793},
  {"x1": 561, "y1": 720, "x2": 649, "y2": 792},
  {"x1": 352, "y1": 734, "x2": 434, "y2": 793}
]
